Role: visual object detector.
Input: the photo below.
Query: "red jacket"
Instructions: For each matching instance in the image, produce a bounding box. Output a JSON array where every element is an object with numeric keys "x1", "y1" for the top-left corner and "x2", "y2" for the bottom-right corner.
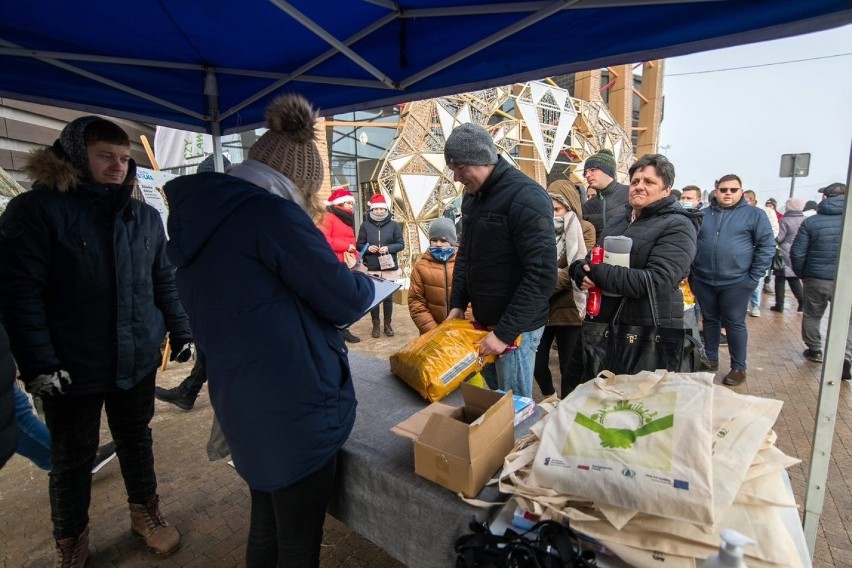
[{"x1": 319, "y1": 208, "x2": 356, "y2": 263}]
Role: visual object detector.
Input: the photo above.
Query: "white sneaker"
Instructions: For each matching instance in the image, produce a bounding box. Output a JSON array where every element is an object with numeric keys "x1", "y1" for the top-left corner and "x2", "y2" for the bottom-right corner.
[
  {"x1": 750, "y1": 306, "x2": 761, "y2": 317},
  {"x1": 226, "y1": 460, "x2": 235, "y2": 468}
]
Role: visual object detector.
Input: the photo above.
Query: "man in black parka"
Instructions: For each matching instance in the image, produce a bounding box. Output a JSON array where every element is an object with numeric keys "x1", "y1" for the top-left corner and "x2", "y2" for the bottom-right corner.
[
  {"x1": 0, "y1": 323, "x2": 16, "y2": 470},
  {"x1": 0, "y1": 116, "x2": 191, "y2": 565},
  {"x1": 444, "y1": 123, "x2": 557, "y2": 399}
]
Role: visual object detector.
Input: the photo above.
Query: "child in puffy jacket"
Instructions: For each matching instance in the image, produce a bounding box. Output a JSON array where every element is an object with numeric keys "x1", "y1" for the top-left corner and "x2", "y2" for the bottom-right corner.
[{"x1": 408, "y1": 218, "x2": 465, "y2": 334}]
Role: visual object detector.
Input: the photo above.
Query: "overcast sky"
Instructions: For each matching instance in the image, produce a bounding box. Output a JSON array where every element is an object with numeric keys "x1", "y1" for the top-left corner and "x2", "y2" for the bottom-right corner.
[{"x1": 659, "y1": 23, "x2": 852, "y2": 208}]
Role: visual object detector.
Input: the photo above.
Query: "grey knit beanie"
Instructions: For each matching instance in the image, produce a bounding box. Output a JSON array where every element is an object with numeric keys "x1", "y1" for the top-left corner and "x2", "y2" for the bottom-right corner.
[
  {"x1": 444, "y1": 123, "x2": 498, "y2": 166},
  {"x1": 583, "y1": 148, "x2": 617, "y2": 179},
  {"x1": 428, "y1": 217, "x2": 457, "y2": 246}
]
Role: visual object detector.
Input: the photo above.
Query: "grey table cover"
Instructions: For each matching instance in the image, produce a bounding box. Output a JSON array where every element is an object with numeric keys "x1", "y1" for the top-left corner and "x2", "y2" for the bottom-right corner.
[{"x1": 328, "y1": 352, "x2": 541, "y2": 568}]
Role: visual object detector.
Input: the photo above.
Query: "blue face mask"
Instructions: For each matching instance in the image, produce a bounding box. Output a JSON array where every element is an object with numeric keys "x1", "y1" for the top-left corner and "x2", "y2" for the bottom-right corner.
[{"x1": 429, "y1": 246, "x2": 455, "y2": 262}]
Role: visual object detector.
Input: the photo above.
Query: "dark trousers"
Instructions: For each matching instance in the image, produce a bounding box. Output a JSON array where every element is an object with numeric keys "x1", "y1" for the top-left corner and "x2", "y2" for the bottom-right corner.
[
  {"x1": 184, "y1": 354, "x2": 208, "y2": 396},
  {"x1": 41, "y1": 373, "x2": 157, "y2": 539},
  {"x1": 532, "y1": 325, "x2": 581, "y2": 397},
  {"x1": 369, "y1": 297, "x2": 393, "y2": 322},
  {"x1": 561, "y1": 337, "x2": 586, "y2": 399},
  {"x1": 246, "y1": 454, "x2": 337, "y2": 568},
  {"x1": 691, "y1": 278, "x2": 755, "y2": 371},
  {"x1": 774, "y1": 274, "x2": 803, "y2": 310}
]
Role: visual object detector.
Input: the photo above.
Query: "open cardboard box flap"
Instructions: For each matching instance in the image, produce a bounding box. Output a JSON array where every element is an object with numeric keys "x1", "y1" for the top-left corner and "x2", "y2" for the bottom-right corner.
[{"x1": 391, "y1": 383, "x2": 515, "y2": 497}]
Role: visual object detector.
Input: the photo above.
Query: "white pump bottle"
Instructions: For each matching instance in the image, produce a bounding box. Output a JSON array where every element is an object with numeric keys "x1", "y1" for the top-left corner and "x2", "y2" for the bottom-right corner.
[{"x1": 705, "y1": 529, "x2": 755, "y2": 568}]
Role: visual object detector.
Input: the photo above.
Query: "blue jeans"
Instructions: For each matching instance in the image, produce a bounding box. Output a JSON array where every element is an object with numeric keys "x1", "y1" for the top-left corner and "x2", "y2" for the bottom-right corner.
[
  {"x1": 481, "y1": 327, "x2": 544, "y2": 398},
  {"x1": 750, "y1": 283, "x2": 761, "y2": 311},
  {"x1": 691, "y1": 278, "x2": 756, "y2": 371},
  {"x1": 14, "y1": 385, "x2": 52, "y2": 471}
]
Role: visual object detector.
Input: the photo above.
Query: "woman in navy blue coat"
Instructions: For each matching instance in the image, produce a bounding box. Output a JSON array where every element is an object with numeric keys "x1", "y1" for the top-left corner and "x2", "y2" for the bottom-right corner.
[{"x1": 165, "y1": 94, "x2": 374, "y2": 568}]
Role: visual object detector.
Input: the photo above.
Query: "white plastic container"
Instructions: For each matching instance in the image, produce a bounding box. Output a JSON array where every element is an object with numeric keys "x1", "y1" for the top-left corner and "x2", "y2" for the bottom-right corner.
[{"x1": 705, "y1": 529, "x2": 755, "y2": 568}]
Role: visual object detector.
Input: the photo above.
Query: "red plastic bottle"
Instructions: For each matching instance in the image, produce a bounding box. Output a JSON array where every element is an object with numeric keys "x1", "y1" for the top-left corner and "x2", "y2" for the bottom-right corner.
[{"x1": 586, "y1": 245, "x2": 604, "y2": 317}]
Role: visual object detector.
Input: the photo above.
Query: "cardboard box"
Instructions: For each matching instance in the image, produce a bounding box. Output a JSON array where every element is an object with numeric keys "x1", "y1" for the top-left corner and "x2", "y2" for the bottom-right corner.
[
  {"x1": 392, "y1": 287, "x2": 408, "y2": 305},
  {"x1": 392, "y1": 383, "x2": 514, "y2": 497}
]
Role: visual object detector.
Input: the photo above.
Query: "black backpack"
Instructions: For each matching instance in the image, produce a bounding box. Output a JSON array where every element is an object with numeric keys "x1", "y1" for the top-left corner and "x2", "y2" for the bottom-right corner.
[{"x1": 455, "y1": 519, "x2": 597, "y2": 568}]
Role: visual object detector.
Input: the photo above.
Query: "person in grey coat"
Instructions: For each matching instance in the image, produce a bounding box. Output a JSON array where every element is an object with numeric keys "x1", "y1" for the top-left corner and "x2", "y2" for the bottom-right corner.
[{"x1": 770, "y1": 197, "x2": 806, "y2": 313}]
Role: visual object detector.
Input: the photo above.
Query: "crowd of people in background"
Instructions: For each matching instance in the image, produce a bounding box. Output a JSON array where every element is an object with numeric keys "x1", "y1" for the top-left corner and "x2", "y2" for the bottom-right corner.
[{"x1": 0, "y1": 90, "x2": 848, "y2": 568}]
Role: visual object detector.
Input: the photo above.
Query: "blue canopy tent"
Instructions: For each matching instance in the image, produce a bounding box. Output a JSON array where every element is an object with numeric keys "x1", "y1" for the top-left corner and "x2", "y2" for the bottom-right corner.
[
  {"x1": 1, "y1": 0, "x2": 851, "y2": 558},
  {"x1": 1, "y1": 0, "x2": 850, "y2": 135}
]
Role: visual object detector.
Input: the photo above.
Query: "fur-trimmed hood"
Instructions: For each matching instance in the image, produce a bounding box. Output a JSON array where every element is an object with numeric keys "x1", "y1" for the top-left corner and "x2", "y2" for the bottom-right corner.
[{"x1": 22, "y1": 142, "x2": 137, "y2": 193}]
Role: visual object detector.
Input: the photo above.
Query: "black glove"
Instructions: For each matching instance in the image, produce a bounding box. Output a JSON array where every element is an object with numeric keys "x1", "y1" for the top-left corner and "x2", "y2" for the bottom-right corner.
[
  {"x1": 26, "y1": 369, "x2": 72, "y2": 396},
  {"x1": 570, "y1": 260, "x2": 590, "y2": 290},
  {"x1": 170, "y1": 338, "x2": 195, "y2": 363}
]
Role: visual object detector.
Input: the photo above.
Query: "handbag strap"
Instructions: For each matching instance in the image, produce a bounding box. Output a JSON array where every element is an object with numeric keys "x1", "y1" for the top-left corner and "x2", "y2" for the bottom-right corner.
[
  {"x1": 610, "y1": 270, "x2": 660, "y2": 326},
  {"x1": 642, "y1": 271, "x2": 661, "y2": 327}
]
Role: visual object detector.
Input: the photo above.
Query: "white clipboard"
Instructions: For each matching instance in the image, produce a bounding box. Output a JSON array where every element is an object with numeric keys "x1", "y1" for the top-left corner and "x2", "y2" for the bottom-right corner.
[{"x1": 338, "y1": 274, "x2": 401, "y2": 329}]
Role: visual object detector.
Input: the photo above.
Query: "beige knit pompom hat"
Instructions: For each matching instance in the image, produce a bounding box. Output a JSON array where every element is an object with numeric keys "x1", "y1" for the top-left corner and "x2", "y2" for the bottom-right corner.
[{"x1": 248, "y1": 94, "x2": 324, "y2": 194}]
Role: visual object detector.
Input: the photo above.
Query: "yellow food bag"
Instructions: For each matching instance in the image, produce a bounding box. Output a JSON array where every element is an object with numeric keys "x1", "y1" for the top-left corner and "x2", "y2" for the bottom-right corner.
[
  {"x1": 466, "y1": 372, "x2": 486, "y2": 389},
  {"x1": 389, "y1": 319, "x2": 506, "y2": 402},
  {"x1": 680, "y1": 279, "x2": 695, "y2": 306}
]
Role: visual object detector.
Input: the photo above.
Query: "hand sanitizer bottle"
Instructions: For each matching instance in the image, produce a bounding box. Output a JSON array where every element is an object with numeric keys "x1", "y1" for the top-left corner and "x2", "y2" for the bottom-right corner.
[{"x1": 705, "y1": 529, "x2": 755, "y2": 568}]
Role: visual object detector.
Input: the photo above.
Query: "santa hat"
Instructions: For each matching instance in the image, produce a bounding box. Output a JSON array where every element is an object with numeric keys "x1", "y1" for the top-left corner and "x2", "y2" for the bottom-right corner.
[
  {"x1": 369, "y1": 194, "x2": 389, "y2": 210},
  {"x1": 328, "y1": 187, "x2": 355, "y2": 206}
]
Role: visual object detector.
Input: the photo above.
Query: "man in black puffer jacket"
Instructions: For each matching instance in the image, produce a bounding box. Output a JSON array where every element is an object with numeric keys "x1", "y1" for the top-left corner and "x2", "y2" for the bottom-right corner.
[
  {"x1": 581, "y1": 149, "x2": 629, "y2": 237},
  {"x1": 444, "y1": 124, "x2": 557, "y2": 399},
  {"x1": 566, "y1": 154, "x2": 698, "y2": 393},
  {"x1": 0, "y1": 323, "x2": 16, "y2": 470},
  {"x1": 790, "y1": 182, "x2": 850, "y2": 378},
  {"x1": 0, "y1": 116, "x2": 191, "y2": 564}
]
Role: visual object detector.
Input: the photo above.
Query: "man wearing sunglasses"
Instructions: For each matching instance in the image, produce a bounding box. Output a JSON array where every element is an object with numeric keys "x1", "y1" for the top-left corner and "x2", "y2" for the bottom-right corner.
[{"x1": 689, "y1": 175, "x2": 775, "y2": 386}]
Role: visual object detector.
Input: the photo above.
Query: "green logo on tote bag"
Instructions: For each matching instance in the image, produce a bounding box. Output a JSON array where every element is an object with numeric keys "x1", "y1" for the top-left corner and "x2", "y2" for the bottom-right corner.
[{"x1": 574, "y1": 401, "x2": 674, "y2": 449}]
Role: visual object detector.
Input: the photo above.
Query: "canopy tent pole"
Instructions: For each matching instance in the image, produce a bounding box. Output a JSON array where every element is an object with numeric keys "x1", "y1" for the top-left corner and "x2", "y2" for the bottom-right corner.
[
  {"x1": 399, "y1": 0, "x2": 581, "y2": 89},
  {"x1": 802, "y1": 139, "x2": 852, "y2": 554},
  {"x1": 204, "y1": 67, "x2": 225, "y2": 173},
  {"x1": 268, "y1": 0, "x2": 397, "y2": 89},
  {"x1": 219, "y1": 11, "x2": 399, "y2": 122}
]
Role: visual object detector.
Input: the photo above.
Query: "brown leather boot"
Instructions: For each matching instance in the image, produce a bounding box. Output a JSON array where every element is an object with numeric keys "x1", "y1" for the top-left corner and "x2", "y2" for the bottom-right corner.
[
  {"x1": 129, "y1": 495, "x2": 180, "y2": 556},
  {"x1": 384, "y1": 321, "x2": 394, "y2": 337},
  {"x1": 722, "y1": 369, "x2": 746, "y2": 386},
  {"x1": 371, "y1": 319, "x2": 381, "y2": 338},
  {"x1": 54, "y1": 526, "x2": 89, "y2": 568}
]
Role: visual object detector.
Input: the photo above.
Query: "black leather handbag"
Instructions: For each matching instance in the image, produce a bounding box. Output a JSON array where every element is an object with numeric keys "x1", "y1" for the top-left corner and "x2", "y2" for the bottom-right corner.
[
  {"x1": 772, "y1": 246, "x2": 786, "y2": 274},
  {"x1": 580, "y1": 272, "x2": 690, "y2": 381}
]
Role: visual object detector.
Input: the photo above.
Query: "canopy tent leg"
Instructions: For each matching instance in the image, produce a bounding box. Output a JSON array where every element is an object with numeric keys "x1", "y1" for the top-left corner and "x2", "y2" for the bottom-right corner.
[
  {"x1": 212, "y1": 134, "x2": 224, "y2": 172},
  {"x1": 205, "y1": 66, "x2": 225, "y2": 173},
  {"x1": 802, "y1": 139, "x2": 852, "y2": 555}
]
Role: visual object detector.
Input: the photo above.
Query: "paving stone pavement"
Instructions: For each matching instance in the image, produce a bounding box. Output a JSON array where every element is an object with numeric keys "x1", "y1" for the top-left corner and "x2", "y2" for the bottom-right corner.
[{"x1": 1, "y1": 292, "x2": 851, "y2": 567}]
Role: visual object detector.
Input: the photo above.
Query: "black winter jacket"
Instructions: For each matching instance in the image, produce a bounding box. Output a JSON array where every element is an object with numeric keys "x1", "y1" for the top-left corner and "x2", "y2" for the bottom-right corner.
[
  {"x1": 450, "y1": 157, "x2": 557, "y2": 343},
  {"x1": 571, "y1": 196, "x2": 698, "y2": 327},
  {"x1": 355, "y1": 216, "x2": 405, "y2": 271},
  {"x1": 791, "y1": 196, "x2": 844, "y2": 280},
  {"x1": 582, "y1": 179, "x2": 629, "y2": 238},
  {"x1": 0, "y1": 324, "x2": 16, "y2": 469},
  {"x1": 0, "y1": 150, "x2": 190, "y2": 394}
]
